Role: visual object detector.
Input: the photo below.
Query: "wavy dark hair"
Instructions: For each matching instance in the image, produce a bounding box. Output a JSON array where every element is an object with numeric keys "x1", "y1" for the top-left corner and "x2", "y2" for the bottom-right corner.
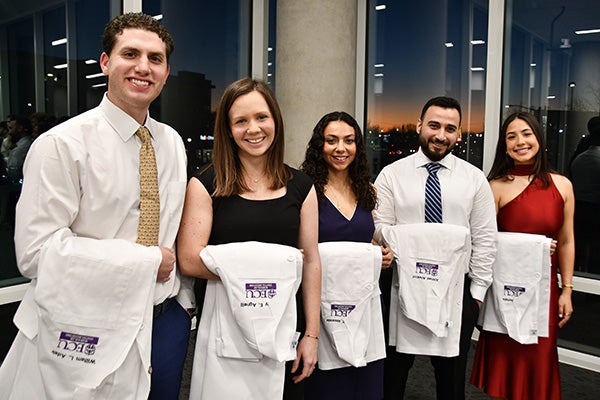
[
  {"x1": 300, "y1": 111, "x2": 376, "y2": 210},
  {"x1": 488, "y1": 111, "x2": 552, "y2": 187}
]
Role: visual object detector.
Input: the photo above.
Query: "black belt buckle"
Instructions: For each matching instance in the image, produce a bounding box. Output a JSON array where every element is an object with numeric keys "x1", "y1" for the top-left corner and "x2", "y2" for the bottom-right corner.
[{"x1": 153, "y1": 297, "x2": 174, "y2": 319}]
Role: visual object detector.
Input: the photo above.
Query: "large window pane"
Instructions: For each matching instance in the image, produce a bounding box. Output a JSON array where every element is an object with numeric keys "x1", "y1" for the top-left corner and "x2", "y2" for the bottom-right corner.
[
  {"x1": 43, "y1": 5, "x2": 67, "y2": 117},
  {"x1": 142, "y1": 0, "x2": 251, "y2": 176},
  {"x1": 503, "y1": 0, "x2": 600, "y2": 356},
  {"x1": 365, "y1": 0, "x2": 489, "y2": 177}
]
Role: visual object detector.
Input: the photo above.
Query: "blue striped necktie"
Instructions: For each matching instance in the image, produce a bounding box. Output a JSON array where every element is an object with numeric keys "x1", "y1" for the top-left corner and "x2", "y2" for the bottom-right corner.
[{"x1": 425, "y1": 163, "x2": 442, "y2": 223}]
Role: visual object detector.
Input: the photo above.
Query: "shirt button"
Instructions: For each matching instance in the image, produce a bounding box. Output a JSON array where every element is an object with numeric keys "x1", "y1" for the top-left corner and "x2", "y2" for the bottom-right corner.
[{"x1": 148, "y1": 365, "x2": 153, "y2": 374}]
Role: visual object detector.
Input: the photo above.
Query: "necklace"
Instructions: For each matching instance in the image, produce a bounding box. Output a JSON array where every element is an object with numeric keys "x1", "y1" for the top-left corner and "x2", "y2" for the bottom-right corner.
[
  {"x1": 245, "y1": 171, "x2": 265, "y2": 184},
  {"x1": 325, "y1": 184, "x2": 356, "y2": 208}
]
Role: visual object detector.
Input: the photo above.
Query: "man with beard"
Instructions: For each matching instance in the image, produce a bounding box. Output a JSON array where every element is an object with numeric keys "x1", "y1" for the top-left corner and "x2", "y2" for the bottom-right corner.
[{"x1": 373, "y1": 96, "x2": 497, "y2": 400}]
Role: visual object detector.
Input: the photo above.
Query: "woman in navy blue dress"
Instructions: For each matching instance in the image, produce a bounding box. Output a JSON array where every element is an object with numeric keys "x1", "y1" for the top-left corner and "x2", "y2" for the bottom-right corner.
[{"x1": 301, "y1": 111, "x2": 393, "y2": 399}]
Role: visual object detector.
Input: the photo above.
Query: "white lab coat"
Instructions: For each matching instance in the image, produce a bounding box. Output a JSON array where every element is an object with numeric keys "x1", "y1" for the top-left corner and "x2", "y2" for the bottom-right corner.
[
  {"x1": 382, "y1": 223, "x2": 470, "y2": 356},
  {"x1": 190, "y1": 242, "x2": 303, "y2": 400},
  {"x1": 480, "y1": 232, "x2": 552, "y2": 344},
  {"x1": 0, "y1": 228, "x2": 159, "y2": 400},
  {"x1": 317, "y1": 241, "x2": 385, "y2": 370}
]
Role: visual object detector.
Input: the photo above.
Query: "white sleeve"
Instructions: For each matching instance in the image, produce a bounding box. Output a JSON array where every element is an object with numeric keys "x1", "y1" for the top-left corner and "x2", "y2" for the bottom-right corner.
[
  {"x1": 468, "y1": 174, "x2": 497, "y2": 301},
  {"x1": 373, "y1": 167, "x2": 396, "y2": 245}
]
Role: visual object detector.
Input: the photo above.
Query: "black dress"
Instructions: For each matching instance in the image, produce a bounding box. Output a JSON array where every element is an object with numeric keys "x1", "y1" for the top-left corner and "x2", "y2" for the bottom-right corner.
[{"x1": 195, "y1": 165, "x2": 313, "y2": 399}]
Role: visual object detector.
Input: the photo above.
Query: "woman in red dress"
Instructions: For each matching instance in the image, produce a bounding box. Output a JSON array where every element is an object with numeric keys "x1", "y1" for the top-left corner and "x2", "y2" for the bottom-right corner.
[{"x1": 470, "y1": 112, "x2": 575, "y2": 399}]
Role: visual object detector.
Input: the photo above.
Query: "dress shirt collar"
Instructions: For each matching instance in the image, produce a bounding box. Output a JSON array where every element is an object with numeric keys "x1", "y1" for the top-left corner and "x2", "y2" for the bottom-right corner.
[
  {"x1": 414, "y1": 148, "x2": 456, "y2": 171},
  {"x1": 99, "y1": 93, "x2": 153, "y2": 141}
]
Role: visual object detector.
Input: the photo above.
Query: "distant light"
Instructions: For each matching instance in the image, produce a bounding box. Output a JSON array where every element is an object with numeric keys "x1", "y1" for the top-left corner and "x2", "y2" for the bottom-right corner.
[
  {"x1": 91, "y1": 83, "x2": 106, "y2": 88},
  {"x1": 547, "y1": 95, "x2": 556, "y2": 99},
  {"x1": 575, "y1": 28, "x2": 600, "y2": 35},
  {"x1": 267, "y1": 62, "x2": 272, "y2": 66},
  {"x1": 374, "y1": 73, "x2": 384, "y2": 77},
  {"x1": 268, "y1": 47, "x2": 273, "y2": 51},
  {"x1": 267, "y1": 73, "x2": 272, "y2": 77},
  {"x1": 85, "y1": 59, "x2": 97, "y2": 64},
  {"x1": 152, "y1": 14, "x2": 163, "y2": 21},
  {"x1": 504, "y1": 105, "x2": 510, "y2": 108},
  {"x1": 558, "y1": 129, "x2": 564, "y2": 133},
  {"x1": 27, "y1": 103, "x2": 32, "y2": 107},
  {"x1": 569, "y1": 82, "x2": 576, "y2": 88},
  {"x1": 530, "y1": 63, "x2": 536, "y2": 67},
  {"x1": 375, "y1": 5, "x2": 386, "y2": 11},
  {"x1": 374, "y1": 63, "x2": 384, "y2": 68},
  {"x1": 86, "y1": 72, "x2": 104, "y2": 79},
  {"x1": 52, "y1": 38, "x2": 67, "y2": 46},
  {"x1": 54, "y1": 63, "x2": 68, "y2": 69},
  {"x1": 186, "y1": 137, "x2": 192, "y2": 143},
  {"x1": 200, "y1": 135, "x2": 214, "y2": 141},
  {"x1": 445, "y1": 42, "x2": 454, "y2": 48},
  {"x1": 471, "y1": 39, "x2": 485, "y2": 45},
  {"x1": 470, "y1": 67, "x2": 485, "y2": 71},
  {"x1": 47, "y1": 73, "x2": 54, "y2": 77}
]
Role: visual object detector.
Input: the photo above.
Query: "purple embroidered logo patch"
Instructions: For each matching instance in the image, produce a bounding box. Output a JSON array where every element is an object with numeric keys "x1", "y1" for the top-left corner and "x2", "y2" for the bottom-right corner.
[
  {"x1": 415, "y1": 262, "x2": 439, "y2": 276},
  {"x1": 245, "y1": 282, "x2": 277, "y2": 299},
  {"x1": 57, "y1": 331, "x2": 99, "y2": 355},
  {"x1": 330, "y1": 304, "x2": 356, "y2": 317},
  {"x1": 503, "y1": 285, "x2": 526, "y2": 297}
]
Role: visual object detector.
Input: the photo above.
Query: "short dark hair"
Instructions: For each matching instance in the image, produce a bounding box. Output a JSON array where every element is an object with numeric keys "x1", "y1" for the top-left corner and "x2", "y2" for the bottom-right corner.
[
  {"x1": 420, "y1": 96, "x2": 462, "y2": 125},
  {"x1": 588, "y1": 116, "x2": 600, "y2": 142},
  {"x1": 102, "y1": 13, "x2": 174, "y2": 60}
]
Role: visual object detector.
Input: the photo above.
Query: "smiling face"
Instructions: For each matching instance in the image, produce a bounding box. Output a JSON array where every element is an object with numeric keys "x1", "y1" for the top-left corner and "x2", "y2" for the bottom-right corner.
[
  {"x1": 417, "y1": 105, "x2": 460, "y2": 162},
  {"x1": 505, "y1": 117, "x2": 540, "y2": 165},
  {"x1": 100, "y1": 28, "x2": 170, "y2": 124},
  {"x1": 322, "y1": 120, "x2": 356, "y2": 174},
  {"x1": 228, "y1": 90, "x2": 275, "y2": 161}
]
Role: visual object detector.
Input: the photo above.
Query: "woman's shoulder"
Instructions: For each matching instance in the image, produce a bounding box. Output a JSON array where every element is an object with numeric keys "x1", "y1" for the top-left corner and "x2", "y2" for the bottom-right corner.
[
  {"x1": 550, "y1": 173, "x2": 574, "y2": 198},
  {"x1": 287, "y1": 165, "x2": 312, "y2": 185},
  {"x1": 193, "y1": 165, "x2": 216, "y2": 193}
]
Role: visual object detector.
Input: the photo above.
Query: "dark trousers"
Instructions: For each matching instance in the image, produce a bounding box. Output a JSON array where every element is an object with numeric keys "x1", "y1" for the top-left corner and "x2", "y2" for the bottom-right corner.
[
  {"x1": 383, "y1": 274, "x2": 480, "y2": 400},
  {"x1": 148, "y1": 299, "x2": 191, "y2": 400}
]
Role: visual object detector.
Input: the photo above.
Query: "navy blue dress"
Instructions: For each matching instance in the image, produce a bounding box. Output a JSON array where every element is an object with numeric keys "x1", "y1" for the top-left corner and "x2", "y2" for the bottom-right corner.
[{"x1": 304, "y1": 195, "x2": 384, "y2": 400}]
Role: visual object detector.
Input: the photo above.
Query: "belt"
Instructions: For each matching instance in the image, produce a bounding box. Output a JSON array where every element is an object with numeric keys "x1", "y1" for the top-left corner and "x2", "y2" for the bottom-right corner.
[{"x1": 153, "y1": 297, "x2": 174, "y2": 319}]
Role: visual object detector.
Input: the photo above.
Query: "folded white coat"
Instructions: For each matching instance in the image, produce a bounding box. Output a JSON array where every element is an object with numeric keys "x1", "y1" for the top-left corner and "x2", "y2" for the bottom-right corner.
[
  {"x1": 382, "y1": 223, "x2": 470, "y2": 357},
  {"x1": 480, "y1": 231, "x2": 551, "y2": 344},
  {"x1": 317, "y1": 241, "x2": 386, "y2": 370},
  {"x1": 190, "y1": 241, "x2": 302, "y2": 400}
]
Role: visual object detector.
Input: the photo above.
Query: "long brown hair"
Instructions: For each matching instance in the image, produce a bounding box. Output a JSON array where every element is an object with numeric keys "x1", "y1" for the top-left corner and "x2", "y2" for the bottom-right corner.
[
  {"x1": 488, "y1": 112, "x2": 552, "y2": 187},
  {"x1": 211, "y1": 77, "x2": 291, "y2": 196}
]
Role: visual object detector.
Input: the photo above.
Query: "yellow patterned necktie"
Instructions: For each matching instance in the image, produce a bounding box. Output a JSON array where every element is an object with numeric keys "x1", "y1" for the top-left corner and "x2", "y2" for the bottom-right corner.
[{"x1": 136, "y1": 126, "x2": 160, "y2": 246}]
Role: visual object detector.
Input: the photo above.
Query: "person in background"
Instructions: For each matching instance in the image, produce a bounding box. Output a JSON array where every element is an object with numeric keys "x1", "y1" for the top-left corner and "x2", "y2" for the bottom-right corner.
[
  {"x1": 29, "y1": 111, "x2": 57, "y2": 140},
  {"x1": 570, "y1": 116, "x2": 600, "y2": 274},
  {"x1": 470, "y1": 111, "x2": 575, "y2": 400},
  {"x1": 6, "y1": 115, "x2": 33, "y2": 182},
  {"x1": 0, "y1": 13, "x2": 192, "y2": 400},
  {"x1": 177, "y1": 77, "x2": 321, "y2": 400},
  {"x1": 373, "y1": 96, "x2": 497, "y2": 400},
  {"x1": 300, "y1": 111, "x2": 393, "y2": 399}
]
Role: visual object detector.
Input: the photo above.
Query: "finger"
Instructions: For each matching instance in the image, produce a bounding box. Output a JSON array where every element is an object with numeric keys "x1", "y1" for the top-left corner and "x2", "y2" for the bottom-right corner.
[{"x1": 290, "y1": 358, "x2": 299, "y2": 374}]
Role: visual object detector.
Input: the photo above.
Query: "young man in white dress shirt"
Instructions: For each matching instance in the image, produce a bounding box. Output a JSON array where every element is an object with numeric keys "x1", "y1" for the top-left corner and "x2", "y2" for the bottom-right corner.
[
  {"x1": 0, "y1": 13, "x2": 192, "y2": 400},
  {"x1": 373, "y1": 96, "x2": 497, "y2": 400}
]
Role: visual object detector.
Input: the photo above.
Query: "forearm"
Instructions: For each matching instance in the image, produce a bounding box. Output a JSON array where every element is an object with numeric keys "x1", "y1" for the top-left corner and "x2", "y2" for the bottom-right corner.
[{"x1": 301, "y1": 258, "x2": 321, "y2": 337}]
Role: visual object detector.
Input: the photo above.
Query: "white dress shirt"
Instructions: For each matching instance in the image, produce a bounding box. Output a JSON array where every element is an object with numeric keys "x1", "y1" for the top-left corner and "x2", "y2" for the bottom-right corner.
[
  {"x1": 14, "y1": 93, "x2": 191, "y2": 307},
  {"x1": 1, "y1": 94, "x2": 190, "y2": 399},
  {"x1": 373, "y1": 150, "x2": 497, "y2": 302}
]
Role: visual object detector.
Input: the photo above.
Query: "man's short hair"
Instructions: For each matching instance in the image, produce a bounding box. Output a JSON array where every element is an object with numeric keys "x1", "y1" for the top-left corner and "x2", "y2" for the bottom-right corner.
[
  {"x1": 102, "y1": 12, "x2": 174, "y2": 61},
  {"x1": 420, "y1": 96, "x2": 462, "y2": 125}
]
